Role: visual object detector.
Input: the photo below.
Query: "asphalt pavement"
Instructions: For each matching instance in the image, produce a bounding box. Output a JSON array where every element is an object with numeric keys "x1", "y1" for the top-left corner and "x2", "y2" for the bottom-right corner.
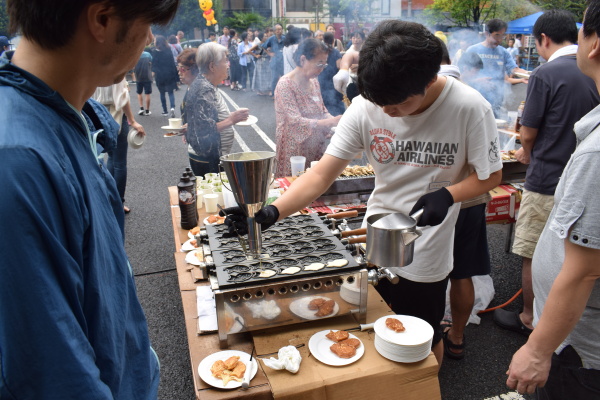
[{"x1": 122, "y1": 80, "x2": 534, "y2": 400}]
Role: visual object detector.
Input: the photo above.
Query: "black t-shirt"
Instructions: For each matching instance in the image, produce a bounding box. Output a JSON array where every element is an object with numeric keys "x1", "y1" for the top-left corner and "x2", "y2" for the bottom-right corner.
[{"x1": 521, "y1": 55, "x2": 600, "y2": 194}]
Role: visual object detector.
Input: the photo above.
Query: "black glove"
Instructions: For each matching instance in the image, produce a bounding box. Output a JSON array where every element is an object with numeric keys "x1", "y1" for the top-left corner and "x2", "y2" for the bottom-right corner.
[
  {"x1": 409, "y1": 187, "x2": 454, "y2": 227},
  {"x1": 219, "y1": 205, "x2": 280, "y2": 236}
]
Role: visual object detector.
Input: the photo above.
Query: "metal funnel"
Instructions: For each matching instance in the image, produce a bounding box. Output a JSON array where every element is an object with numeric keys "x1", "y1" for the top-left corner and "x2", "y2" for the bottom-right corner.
[{"x1": 220, "y1": 151, "x2": 276, "y2": 257}]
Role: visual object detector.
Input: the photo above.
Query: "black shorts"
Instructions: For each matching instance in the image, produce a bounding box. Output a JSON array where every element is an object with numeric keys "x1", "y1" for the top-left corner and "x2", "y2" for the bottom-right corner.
[
  {"x1": 450, "y1": 203, "x2": 491, "y2": 279},
  {"x1": 136, "y1": 81, "x2": 152, "y2": 95},
  {"x1": 376, "y1": 276, "x2": 449, "y2": 345}
]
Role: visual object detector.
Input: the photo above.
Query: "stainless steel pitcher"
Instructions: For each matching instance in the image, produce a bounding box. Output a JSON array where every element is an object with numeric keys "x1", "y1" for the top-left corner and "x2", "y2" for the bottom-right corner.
[{"x1": 365, "y1": 209, "x2": 424, "y2": 268}]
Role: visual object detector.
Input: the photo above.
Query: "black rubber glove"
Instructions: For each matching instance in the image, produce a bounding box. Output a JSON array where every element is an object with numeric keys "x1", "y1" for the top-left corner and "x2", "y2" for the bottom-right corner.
[
  {"x1": 219, "y1": 205, "x2": 280, "y2": 236},
  {"x1": 409, "y1": 187, "x2": 454, "y2": 227}
]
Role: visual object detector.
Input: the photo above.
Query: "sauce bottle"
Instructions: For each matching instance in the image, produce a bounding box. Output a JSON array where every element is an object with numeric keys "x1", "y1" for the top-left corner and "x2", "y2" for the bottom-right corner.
[
  {"x1": 515, "y1": 101, "x2": 525, "y2": 132},
  {"x1": 178, "y1": 173, "x2": 198, "y2": 230}
]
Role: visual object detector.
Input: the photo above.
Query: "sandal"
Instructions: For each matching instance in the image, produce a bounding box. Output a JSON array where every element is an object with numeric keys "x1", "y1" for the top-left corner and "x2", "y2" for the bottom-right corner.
[
  {"x1": 440, "y1": 319, "x2": 453, "y2": 332},
  {"x1": 442, "y1": 329, "x2": 465, "y2": 360}
]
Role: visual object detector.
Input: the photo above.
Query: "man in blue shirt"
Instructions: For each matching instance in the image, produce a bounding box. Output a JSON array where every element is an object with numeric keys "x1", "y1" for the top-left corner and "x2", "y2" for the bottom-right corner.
[
  {"x1": 466, "y1": 19, "x2": 529, "y2": 118},
  {"x1": 0, "y1": 0, "x2": 178, "y2": 398},
  {"x1": 262, "y1": 23, "x2": 285, "y2": 96}
]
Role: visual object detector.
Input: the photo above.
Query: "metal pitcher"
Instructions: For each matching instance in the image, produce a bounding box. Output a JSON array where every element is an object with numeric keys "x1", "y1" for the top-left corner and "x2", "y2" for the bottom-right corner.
[{"x1": 365, "y1": 209, "x2": 424, "y2": 268}]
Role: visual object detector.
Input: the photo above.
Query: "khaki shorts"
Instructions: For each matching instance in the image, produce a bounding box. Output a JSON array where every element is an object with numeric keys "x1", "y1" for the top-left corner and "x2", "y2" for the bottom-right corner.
[{"x1": 512, "y1": 190, "x2": 554, "y2": 258}]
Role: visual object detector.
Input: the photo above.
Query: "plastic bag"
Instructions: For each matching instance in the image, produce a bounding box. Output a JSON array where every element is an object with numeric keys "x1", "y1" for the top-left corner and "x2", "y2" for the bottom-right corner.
[{"x1": 443, "y1": 275, "x2": 495, "y2": 325}]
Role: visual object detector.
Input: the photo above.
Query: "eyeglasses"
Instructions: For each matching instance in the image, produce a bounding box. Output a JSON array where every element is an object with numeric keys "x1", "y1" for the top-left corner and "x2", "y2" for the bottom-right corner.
[
  {"x1": 315, "y1": 63, "x2": 328, "y2": 69},
  {"x1": 177, "y1": 65, "x2": 191, "y2": 71}
]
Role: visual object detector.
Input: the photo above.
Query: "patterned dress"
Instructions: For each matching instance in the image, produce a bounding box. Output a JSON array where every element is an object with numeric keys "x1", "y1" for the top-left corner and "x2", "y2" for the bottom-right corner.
[{"x1": 274, "y1": 75, "x2": 333, "y2": 177}]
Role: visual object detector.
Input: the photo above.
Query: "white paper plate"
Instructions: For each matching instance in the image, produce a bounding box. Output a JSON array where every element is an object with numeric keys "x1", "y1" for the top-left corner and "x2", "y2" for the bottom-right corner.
[
  {"x1": 197, "y1": 350, "x2": 258, "y2": 389},
  {"x1": 161, "y1": 125, "x2": 184, "y2": 131},
  {"x1": 289, "y1": 296, "x2": 339, "y2": 320},
  {"x1": 181, "y1": 238, "x2": 200, "y2": 252},
  {"x1": 373, "y1": 315, "x2": 434, "y2": 346},
  {"x1": 308, "y1": 330, "x2": 364, "y2": 366},
  {"x1": 185, "y1": 250, "x2": 203, "y2": 266},
  {"x1": 235, "y1": 115, "x2": 258, "y2": 126}
]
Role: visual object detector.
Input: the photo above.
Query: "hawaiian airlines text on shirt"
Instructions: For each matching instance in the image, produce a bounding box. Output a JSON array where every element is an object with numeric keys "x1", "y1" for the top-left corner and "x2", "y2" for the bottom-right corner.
[{"x1": 368, "y1": 128, "x2": 458, "y2": 168}]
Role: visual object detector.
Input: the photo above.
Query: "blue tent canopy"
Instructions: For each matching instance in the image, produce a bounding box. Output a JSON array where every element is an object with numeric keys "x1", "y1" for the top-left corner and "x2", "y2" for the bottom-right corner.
[{"x1": 506, "y1": 11, "x2": 582, "y2": 34}]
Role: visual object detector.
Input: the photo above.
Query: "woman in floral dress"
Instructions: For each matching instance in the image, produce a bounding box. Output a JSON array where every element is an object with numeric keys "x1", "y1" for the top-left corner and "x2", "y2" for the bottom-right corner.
[{"x1": 274, "y1": 39, "x2": 342, "y2": 177}]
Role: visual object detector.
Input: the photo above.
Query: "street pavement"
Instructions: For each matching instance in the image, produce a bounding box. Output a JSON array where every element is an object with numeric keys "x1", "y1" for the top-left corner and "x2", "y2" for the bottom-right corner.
[{"x1": 123, "y1": 81, "x2": 534, "y2": 400}]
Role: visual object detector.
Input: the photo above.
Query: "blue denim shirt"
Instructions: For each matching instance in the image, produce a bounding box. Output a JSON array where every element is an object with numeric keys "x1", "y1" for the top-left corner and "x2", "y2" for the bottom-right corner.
[
  {"x1": 262, "y1": 34, "x2": 285, "y2": 71},
  {"x1": 0, "y1": 54, "x2": 160, "y2": 399}
]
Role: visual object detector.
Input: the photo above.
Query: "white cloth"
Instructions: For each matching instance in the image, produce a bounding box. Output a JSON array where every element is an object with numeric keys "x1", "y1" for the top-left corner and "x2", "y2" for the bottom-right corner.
[
  {"x1": 261, "y1": 345, "x2": 302, "y2": 373},
  {"x1": 547, "y1": 44, "x2": 578, "y2": 62},
  {"x1": 326, "y1": 77, "x2": 502, "y2": 282},
  {"x1": 283, "y1": 44, "x2": 298, "y2": 75},
  {"x1": 439, "y1": 65, "x2": 461, "y2": 79},
  {"x1": 92, "y1": 78, "x2": 130, "y2": 127}
]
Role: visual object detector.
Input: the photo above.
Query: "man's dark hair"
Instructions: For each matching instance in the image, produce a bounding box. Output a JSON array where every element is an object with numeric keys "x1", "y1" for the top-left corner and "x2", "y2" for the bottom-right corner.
[
  {"x1": 257, "y1": 32, "x2": 265, "y2": 41},
  {"x1": 351, "y1": 31, "x2": 366, "y2": 40},
  {"x1": 177, "y1": 48, "x2": 199, "y2": 76},
  {"x1": 209, "y1": 32, "x2": 216, "y2": 37},
  {"x1": 293, "y1": 38, "x2": 329, "y2": 66},
  {"x1": 533, "y1": 10, "x2": 578, "y2": 44},
  {"x1": 168, "y1": 35, "x2": 178, "y2": 44},
  {"x1": 516, "y1": 34, "x2": 522, "y2": 39},
  {"x1": 241, "y1": 32, "x2": 248, "y2": 42},
  {"x1": 583, "y1": 0, "x2": 600, "y2": 38},
  {"x1": 486, "y1": 19, "x2": 507, "y2": 34},
  {"x1": 323, "y1": 32, "x2": 335, "y2": 47},
  {"x1": 457, "y1": 52, "x2": 483, "y2": 72},
  {"x1": 8, "y1": 0, "x2": 178, "y2": 50},
  {"x1": 155, "y1": 35, "x2": 170, "y2": 52},
  {"x1": 437, "y1": 37, "x2": 451, "y2": 65},
  {"x1": 358, "y1": 20, "x2": 442, "y2": 106}
]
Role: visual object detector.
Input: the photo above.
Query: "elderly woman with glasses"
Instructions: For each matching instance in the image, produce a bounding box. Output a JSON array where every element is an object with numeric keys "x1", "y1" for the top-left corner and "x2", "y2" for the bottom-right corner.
[
  {"x1": 274, "y1": 38, "x2": 341, "y2": 177},
  {"x1": 184, "y1": 42, "x2": 249, "y2": 176}
]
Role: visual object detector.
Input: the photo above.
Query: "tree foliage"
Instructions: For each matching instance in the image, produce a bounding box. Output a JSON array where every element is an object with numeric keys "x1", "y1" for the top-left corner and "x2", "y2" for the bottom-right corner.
[
  {"x1": 0, "y1": 0, "x2": 9, "y2": 38},
  {"x1": 531, "y1": 0, "x2": 585, "y2": 21},
  {"x1": 153, "y1": 0, "x2": 204, "y2": 39},
  {"x1": 424, "y1": 0, "x2": 497, "y2": 28},
  {"x1": 223, "y1": 11, "x2": 266, "y2": 32}
]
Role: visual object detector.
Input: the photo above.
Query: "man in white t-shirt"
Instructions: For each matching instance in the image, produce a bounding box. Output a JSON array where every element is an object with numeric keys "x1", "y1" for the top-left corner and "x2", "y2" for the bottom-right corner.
[{"x1": 222, "y1": 20, "x2": 502, "y2": 365}]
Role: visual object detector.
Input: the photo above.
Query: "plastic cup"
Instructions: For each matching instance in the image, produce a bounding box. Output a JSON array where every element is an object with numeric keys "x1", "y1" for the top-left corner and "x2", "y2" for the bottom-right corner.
[
  {"x1": 204, "y1": 194, "x2": 218, "y2": 213},
  {"x1": 290, "y1": 156, "x2": 306, "y2": 177},
  {"x1": 196, "y1": 190, "x2": 204, "y2": 209}
]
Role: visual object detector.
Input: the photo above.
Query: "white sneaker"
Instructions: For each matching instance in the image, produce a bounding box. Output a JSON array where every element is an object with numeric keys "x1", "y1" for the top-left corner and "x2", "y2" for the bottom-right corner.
[
  {"x1": 144, "y1": 110, "x2": 151, "y2": 116},
  {"x1": 169, "y1": 108, "x2": 176, "y2": 118},
  {"x1": 137, "y1": 109, "x2": 144, "y2": 116}
]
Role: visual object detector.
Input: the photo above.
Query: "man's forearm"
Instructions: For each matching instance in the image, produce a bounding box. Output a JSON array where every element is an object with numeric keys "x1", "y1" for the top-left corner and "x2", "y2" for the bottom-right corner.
[
  {"x1": 525, "y1": 239, "x2": 600, "y2": 357},
  {"x1": 446, "y1": 170, "x2": 502, "y2": 203},
  {"x1": 272, "y1": 154, "x2": 349, "y2": 219},
  {"x1": 519, "y1": 125, "x2": 538, "y2": 156}
]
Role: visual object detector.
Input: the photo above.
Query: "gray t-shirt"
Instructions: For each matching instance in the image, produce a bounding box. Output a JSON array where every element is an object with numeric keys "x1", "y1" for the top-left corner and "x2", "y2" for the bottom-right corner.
[
  {"x1": 521, "y1": 55, "x2": 600, "y2": 195},
  {"x1": 532, "y1": 104, "x2": 600, "y2": 369}
]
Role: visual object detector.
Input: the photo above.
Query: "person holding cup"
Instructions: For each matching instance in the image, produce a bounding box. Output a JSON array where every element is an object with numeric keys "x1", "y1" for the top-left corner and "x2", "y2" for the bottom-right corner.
[
  {"x1": 274, "y1": 38, "x2": 341, "y2": 177},
  {"x1": 184, "y1": 42, "x2": 249, "y2": 176}
]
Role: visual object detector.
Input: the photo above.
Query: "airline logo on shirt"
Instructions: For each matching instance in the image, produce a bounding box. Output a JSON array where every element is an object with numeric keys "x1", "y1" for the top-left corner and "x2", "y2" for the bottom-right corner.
[{"x1": 369, "y1": 129, "x2": 458, "y2": 168}]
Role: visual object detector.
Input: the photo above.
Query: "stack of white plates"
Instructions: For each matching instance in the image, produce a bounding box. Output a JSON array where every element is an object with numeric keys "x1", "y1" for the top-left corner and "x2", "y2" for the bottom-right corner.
[
  {"x1": 340, "y1": 274, "x2": 361, "y2": 305},
  {"x1": 373, "y1": 315, "x2": 433, "y2": 363}
]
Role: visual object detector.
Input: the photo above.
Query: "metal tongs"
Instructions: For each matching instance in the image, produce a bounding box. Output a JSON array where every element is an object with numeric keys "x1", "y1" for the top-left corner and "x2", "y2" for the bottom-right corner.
[{"x1": 217, "y1": 203, "x2": 248, "y2": 254}]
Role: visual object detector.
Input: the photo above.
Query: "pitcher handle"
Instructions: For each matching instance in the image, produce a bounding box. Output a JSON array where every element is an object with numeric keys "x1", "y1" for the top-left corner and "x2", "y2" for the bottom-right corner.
[{"x1": 410, "y1": 208, "x2": 424, "y2": 222}]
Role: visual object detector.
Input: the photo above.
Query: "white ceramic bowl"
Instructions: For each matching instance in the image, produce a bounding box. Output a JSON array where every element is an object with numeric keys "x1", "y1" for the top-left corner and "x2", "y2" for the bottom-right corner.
[{"x1": 127, "y1": 128, "x2": 145, "y2": 149}]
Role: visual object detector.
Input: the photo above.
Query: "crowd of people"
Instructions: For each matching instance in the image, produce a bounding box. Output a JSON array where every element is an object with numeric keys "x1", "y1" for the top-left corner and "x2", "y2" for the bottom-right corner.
[{"x1": 2, "y1": 0, "x2": 600, "y2": 398}]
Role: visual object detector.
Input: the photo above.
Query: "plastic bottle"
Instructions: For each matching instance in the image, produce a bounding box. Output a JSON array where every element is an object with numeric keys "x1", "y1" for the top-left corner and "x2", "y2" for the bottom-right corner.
[
  {"x1": 178, "y1": 173, "x2": 198, "y2": 230},
  {"x1": 515, "y1": 101, "x2": 525, "y2": 133}
]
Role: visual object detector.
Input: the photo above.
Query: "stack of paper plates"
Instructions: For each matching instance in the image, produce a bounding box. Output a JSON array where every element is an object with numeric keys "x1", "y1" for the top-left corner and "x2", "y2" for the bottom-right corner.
[
  {"x1": 373, "y1": 315, "x2": 433, "y2": 363},
  {"x1": 340, "y1": 274, "x2": 361, "y2": 305}
]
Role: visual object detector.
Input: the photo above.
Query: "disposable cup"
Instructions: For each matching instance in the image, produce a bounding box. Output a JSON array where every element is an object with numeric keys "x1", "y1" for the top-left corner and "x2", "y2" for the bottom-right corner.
[
  {"x1": 290, "y1": 156, "x2": 306, "y2": 177},
  {"x1": 204, "y1": 194, "x2": 218, "y2": 213}
]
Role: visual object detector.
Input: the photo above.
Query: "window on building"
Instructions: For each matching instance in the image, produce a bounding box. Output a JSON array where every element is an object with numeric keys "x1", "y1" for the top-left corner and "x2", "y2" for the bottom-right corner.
[
  {"x1": 381, "y1": 0, "x2": 390, "y2": 15},
  {"x1": 287, "y1": 0, "x2": 316, "y2": 12}
]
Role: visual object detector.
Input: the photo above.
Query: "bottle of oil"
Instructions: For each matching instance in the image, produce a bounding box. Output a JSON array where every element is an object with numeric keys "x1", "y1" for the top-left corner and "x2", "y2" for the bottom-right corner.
[
  {"x1": 178, "y1": 173, "x2": 198, "y2": 230},
  {"x1": 515, "y1": 101, "x2": 525, "y2": 132}
]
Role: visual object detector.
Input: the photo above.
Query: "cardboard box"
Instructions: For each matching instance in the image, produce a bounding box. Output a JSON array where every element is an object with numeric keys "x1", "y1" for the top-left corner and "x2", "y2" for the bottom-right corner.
[{"x1": 486, "y1": 184, "x2": 521, "y2": 223}]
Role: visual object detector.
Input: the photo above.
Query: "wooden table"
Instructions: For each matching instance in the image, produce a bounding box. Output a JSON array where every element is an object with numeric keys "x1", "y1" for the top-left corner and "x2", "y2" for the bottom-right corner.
[{"x1": 167, "y1": 187, "x2": 441, "y2": 400}]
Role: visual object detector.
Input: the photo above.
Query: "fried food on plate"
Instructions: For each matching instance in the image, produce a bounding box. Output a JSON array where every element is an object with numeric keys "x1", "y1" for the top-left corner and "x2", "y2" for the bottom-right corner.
[
  {"x1": 190, "y1": 226, "x2": 200, "y2": 235},
  {"x1": 386, "y1": 317, "x2": 406, "y2": 332},
  {"x1": 330, "y1": 342, "x2": 357, "y2": 358},
  {"x1": 326, "y1": 330, "x2": 349, "y2": 342},
  {"x1": 211, "y1": 356, "x2": 246, "y2": 386},
  {"x1": 315, "y1": 299, "x2": 335, "y2": 317},
  {"x1": 340, "y1": 338, "x2": 361, "y2": 348},
  {"x1": 308, "y1": 298, "x2": 326, "y2": 310}
]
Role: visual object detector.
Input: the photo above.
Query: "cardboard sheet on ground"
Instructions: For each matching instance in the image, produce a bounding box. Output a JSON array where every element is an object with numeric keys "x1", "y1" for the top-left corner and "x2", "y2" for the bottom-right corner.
[{"x1": 252, "y1": 287, "x2": 441, "y2": 400}]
